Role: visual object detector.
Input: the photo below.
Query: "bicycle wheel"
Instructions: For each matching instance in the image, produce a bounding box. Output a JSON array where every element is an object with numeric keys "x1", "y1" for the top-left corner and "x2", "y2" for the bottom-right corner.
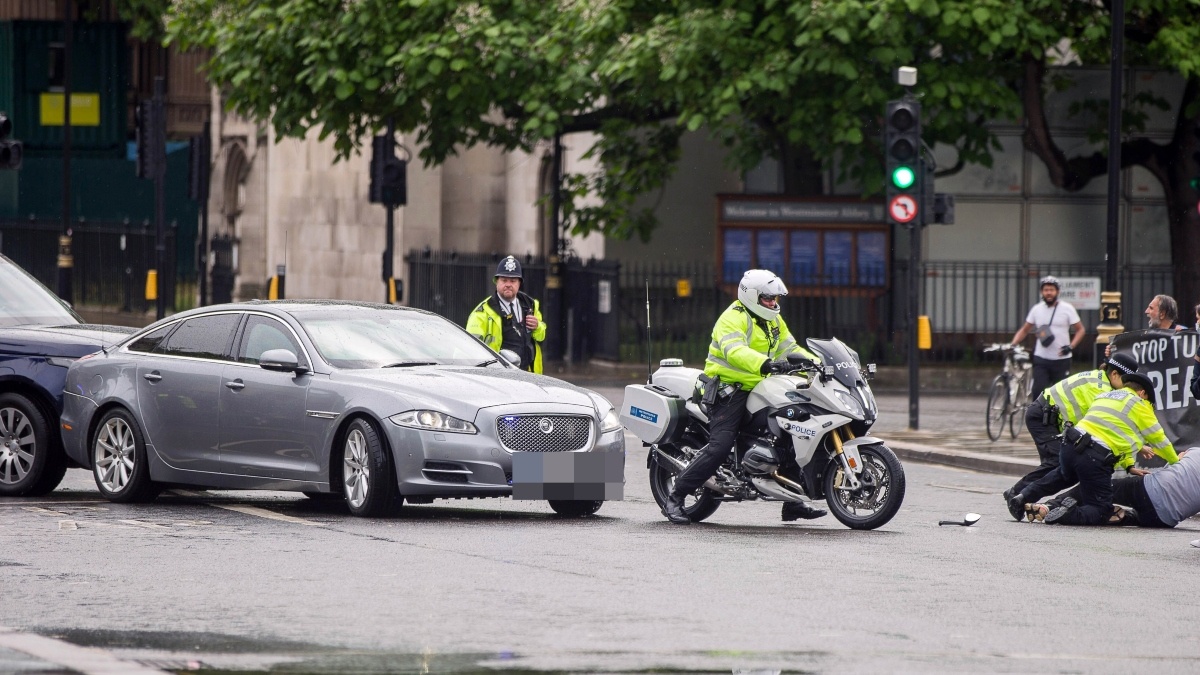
[
  {"x1": 986, "y1": 375, "x2": 1009, "y2": 442},
  {"x1": 1009, "y1": 368, "x2": 1032, "y2": 439}
]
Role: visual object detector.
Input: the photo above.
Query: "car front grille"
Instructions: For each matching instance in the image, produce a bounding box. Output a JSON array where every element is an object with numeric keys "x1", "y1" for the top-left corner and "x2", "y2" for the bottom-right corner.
[{"x1": 495, "y1": 414, "x2": 592, "y2": 453}]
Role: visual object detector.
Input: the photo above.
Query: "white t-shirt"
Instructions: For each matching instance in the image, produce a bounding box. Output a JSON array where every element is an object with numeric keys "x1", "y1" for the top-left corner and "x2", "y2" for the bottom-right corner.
[{"x1": 1025, "y1": 300, "x2": 1079, "y2": 359}]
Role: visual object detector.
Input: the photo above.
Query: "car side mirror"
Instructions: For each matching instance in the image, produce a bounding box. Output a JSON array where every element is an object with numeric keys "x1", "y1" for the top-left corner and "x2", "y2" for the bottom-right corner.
[
  {"x1": 259, "y1": 348, "x2": 307, "y2": 374},
  {"x1": 499, "y1": 349, "x2": 521, "y2": 367}
]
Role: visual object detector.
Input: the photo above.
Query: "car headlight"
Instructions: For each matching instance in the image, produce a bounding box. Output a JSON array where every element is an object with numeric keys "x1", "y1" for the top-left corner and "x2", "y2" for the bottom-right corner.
[
  {"x1": 832, "y1": 389, "x2": 865, "y2": 419},
  {"x1": 389, "y1": 410, "x2": 478, "y2": 434},
  {"x1": 46, "y1": 356, "x2": 79, "y2": 368},
  {"x1": 599, "y1": 408, "x2": 622, "y2": 433}
]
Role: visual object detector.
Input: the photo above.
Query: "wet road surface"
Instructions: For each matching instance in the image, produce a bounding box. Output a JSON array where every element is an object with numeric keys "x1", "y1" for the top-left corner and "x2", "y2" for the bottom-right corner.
[{"x1": 4, "y1": 431, "x2": 1200, "y2": 674}]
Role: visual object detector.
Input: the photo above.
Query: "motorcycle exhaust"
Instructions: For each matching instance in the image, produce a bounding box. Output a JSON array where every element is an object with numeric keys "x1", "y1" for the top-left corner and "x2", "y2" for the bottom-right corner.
[
  {"x1": 751, "y1": 476, "x2": 804, "y2": 502},
  {"x1": 652, "y1": 446, "x2": 687, "y2": 474}
]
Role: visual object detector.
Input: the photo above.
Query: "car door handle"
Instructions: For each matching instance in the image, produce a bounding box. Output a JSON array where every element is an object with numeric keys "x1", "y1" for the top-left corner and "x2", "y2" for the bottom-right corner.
[
  {"x1": 143, "y1": 372, "x2": 162, "y2": 383},
  {"x1": 225, "y1": 380, "x2": 245, "y2": 391}
]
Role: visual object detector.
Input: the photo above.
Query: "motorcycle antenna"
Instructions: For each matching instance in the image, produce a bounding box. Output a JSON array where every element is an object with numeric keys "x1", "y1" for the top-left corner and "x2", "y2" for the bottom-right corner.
[{"x1": 645, "y1": 278, "x2": 652, "y2": 385}]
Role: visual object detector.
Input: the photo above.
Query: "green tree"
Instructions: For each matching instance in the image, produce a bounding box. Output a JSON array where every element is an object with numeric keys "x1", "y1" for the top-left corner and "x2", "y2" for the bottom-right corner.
[{"x1": 149, "y1": 0, "x2": 1200, "y2": 299}]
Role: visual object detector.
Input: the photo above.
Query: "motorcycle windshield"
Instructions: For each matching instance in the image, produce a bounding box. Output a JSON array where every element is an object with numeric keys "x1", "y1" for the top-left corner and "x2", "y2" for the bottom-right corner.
[{"x1": 806, "y1": 338, "x2": 865, "y2": 389}]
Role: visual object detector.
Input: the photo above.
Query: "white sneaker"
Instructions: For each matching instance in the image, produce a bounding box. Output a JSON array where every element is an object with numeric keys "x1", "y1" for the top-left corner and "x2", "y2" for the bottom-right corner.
[{"x1": 1191, "y1": 540, "x2": 1200, "y2": 548}]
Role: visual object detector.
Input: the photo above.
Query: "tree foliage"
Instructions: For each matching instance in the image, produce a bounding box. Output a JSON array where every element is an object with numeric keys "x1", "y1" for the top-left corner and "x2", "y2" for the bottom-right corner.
[{"x1": 145, "y1": 0, "x2": 1200, "y2": 262}]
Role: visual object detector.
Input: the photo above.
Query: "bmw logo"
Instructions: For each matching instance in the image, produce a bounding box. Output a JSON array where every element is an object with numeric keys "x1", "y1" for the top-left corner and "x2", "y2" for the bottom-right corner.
[
  {"x1": 786, "y1": 408, "x2": 795, "y2": 418},
  {"x1": 538, "y1": 418, "x2": 554, "y2": 434}
]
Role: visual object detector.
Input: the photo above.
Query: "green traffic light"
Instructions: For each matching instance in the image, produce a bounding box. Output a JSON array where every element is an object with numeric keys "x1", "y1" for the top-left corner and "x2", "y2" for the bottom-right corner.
[{"x1": 892, "y1": 166, "x2": 915, "y2": 189}]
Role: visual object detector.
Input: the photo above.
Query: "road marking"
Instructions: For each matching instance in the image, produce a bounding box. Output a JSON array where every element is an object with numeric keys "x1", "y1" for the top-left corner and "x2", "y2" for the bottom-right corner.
[
  {"x1": 21, "y1": 506, "x2": 69, "y2": 516},
  {"x1": 0, "y1": 625, "x2": 166, "y2": 675},
  {"x1": 210, "y1": 503, "x2": 325, "y2": 527},
  {"x1": 119, "y1": 519, "x2": 172, "y2": 530},
  {"x1": 58, "y1": 520, "x2": 77, "y2": 531}
]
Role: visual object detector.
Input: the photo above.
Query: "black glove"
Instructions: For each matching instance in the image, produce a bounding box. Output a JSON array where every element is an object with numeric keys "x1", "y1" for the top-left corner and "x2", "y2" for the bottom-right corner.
[
  {"x1": 1059, "y1": 345, "x2": 1072, "y2": 357},
  {"x1": 760, "y1": 359, "x2": 789, "y2": 375}
]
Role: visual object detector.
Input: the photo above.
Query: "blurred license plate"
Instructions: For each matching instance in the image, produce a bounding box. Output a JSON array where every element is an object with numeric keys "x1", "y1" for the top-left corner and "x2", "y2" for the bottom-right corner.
[{"x1": 510, "y1": 451, "x2": 624, "y2": 501}]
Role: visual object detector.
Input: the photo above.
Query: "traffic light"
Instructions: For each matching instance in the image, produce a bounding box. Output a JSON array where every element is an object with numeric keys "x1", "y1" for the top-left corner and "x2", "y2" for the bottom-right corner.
[
  {"x1": 369, "y1": 134, "x2": 407, "y2": 207},
  {"x1": 0, "y1": 112, "x2": 23, "y2": 170},
  {"x1": 885, "y1": 98, "x2": 921, "y2": 226}
]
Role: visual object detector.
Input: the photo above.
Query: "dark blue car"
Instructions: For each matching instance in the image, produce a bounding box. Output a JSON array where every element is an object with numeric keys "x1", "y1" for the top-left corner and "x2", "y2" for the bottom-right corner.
[{"x1": 0, "y1": 254, "x2": 133, "y2": 496}]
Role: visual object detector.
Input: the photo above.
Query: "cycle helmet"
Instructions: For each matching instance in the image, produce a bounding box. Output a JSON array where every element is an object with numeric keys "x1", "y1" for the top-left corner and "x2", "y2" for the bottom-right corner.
[
  {"x1": 1039, "y1": 275, "x2": 1060, "y2": 290},
  {"x1": 738, "y1": 269, "x2": 788, "y2": 321}
]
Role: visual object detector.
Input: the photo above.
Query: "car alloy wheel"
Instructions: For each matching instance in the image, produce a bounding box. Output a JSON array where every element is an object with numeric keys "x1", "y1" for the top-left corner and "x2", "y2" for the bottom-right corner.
[
  {"x1": 91, "y1": 408, "x2": 157, "y2": 503},
  {"x1": 95, "y1": 416, "x2": 137, "y2": 493},
  {"x1": 343, "y1": 428, "x2": 371, "y2": 509},
  {"x1": 0, "y1": 405, "x2": 35, "y2": 486}
]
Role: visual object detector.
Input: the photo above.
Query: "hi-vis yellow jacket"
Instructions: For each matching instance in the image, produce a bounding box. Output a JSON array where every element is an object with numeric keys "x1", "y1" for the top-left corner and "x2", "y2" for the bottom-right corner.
[
  {"x1": 1043, "y1": 368, "x2": 1111, "y2": 430},
  {"x1": 1076, "y1": 388, "x2": 1179, "y2": 471},
  {"x1": 704, "y1": 301, "x2": 819, "y2": 391}
]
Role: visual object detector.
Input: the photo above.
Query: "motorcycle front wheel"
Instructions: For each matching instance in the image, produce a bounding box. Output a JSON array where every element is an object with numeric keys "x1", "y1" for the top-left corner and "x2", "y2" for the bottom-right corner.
[
  {"x1": 648, "y1": 449, "x2": 720, "y2": 523},
  {"x1": 824, "y1": 444, "x2": 905, "y2": 530}
]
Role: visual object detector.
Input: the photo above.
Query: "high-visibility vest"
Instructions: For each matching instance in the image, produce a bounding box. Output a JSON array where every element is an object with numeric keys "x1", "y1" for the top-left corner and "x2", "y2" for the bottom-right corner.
[
  {"x1": 703, "y1": 301, "x2": 819, "y2": 391},
  {"x1": 1077, "y1": 388, "x2": 1178, "y2": 471},
  {"x1": 1043, "y1": 368, "x2": 1111, "y2": 429}
]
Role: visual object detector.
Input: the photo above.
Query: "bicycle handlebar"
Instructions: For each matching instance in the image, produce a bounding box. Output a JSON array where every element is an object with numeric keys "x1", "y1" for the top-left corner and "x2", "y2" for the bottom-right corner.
[{"x1": 984, "y1": 343, "x2": 1029, "y2": 357}]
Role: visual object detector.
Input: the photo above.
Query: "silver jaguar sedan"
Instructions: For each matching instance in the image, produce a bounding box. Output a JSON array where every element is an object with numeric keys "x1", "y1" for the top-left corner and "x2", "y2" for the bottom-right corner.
[{"x1": 59, "y1": 301, "x2": 624, "y2": 517}]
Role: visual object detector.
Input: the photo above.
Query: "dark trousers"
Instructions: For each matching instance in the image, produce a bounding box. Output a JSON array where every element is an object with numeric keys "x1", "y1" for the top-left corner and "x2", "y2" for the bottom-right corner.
[
  {"x1": 1034, "y1": 440, "x2": 1117, "y2": 526},
  {"x1": 1031, "y1": 356, "x2": 1071, "y2": 400},
  {"x1": 1049, "y1": 475, "x2": 1171, "y2": 528},
  {"x1": 671, "y1": 389, "x2": 750, "y2": 497},
  {"x1": 1010, "y1": 399, "x2": 1065, "y2": 495}
]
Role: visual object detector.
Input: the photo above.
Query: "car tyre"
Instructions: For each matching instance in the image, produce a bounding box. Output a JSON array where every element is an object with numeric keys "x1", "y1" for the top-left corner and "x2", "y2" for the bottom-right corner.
[
  {"x1": 92, "y1": 408, "x2": 159, "y2": 503},
  {"x1": 342, "y1": 418, "x2": 402, "y2": 517},
  {"x1": 0, "y1": 393, "x2": 65, "y2": 497},
  {"x1": 547, "y1": 499, "x2": 603, "y2": 517}
]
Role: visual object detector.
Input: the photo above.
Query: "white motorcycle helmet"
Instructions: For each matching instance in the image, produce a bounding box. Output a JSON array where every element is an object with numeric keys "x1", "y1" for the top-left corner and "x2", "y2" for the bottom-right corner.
[{"x1": 738, "y1": 269, "x2": 788, "y2": 321}]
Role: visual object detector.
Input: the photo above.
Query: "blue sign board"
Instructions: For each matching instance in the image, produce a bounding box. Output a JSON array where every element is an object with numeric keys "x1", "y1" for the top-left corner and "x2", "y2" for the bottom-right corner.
[
  {"x1": 824, "y1": 231, "x2": 852, "y2": 285},
  {"x1": 756, "y1": 230, "x2": 786, "y2": 275},
  {"x1": 789, "y1": 230, "x2": 819, "y2": 285},
  {"x1": 857, "y1": 231, "x2": 887, "y2": 286},
  {"x1": 722, "y1": 229, "x2": 753, "y2": 283}
]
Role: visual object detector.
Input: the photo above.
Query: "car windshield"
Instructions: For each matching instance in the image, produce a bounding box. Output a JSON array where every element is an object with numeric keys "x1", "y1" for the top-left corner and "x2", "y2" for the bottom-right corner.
[
  {"x1": 294, "y1": 308, "x2": 498, "y2": 369},
  {"x1": 0, "y1": 256, "x2": 82, "y2": 328}
]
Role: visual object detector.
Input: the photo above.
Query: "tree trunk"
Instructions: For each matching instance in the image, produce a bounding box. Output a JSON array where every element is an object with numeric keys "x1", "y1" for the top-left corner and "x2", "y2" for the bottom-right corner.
[{"x1": 1020, "y1": 60, "x2": 1200, "y2": 309}]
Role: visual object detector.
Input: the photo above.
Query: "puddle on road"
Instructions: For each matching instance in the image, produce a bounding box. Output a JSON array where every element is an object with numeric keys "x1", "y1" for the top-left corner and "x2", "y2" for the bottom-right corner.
[{"x1": 43, "y1": 628, "x2": 817, "y2": 675}]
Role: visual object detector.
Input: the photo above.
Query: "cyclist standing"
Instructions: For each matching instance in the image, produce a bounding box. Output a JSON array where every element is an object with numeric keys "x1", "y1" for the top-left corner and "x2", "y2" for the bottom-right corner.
[{"x1": 1010, "y1": 276, "x2": 1085, "y2": 399}]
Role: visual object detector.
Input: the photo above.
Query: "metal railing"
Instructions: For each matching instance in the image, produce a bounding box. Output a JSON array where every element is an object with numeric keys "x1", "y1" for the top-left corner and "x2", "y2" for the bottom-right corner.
[
  {"x1": 919, "y1": 261, "x2": 1173, "y2": 361},
  {"x1": 618, "y1": 260, "x2": 1173, "y2": 366},
  {"x1": 404, "y1": 250, "x2": 620, "y2": 362},
  {"x1": 0, "y1": 218, "x2": 195, "y2": 315}
]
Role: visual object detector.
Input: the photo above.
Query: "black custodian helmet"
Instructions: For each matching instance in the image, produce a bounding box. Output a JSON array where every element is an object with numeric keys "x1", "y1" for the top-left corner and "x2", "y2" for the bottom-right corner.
[{"x1": 494, "y1": 255, "x2": 523, "y2": 280}]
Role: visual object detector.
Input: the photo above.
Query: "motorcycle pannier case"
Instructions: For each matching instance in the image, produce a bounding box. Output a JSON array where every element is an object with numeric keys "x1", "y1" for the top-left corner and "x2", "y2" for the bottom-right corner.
[{"x1": 619, "y1": 384, "x2": 685, "y2": 444}]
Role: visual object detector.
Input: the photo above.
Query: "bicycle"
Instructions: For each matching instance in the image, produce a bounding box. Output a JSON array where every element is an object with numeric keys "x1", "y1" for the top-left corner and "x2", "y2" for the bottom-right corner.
[{"x1": 983, "y1": 343, "x2": 1033, "y2": 441}]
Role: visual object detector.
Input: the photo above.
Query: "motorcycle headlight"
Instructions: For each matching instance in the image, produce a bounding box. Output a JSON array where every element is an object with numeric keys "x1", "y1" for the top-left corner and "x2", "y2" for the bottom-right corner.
[
  {"x1": 599, "y1": 408, "x2": 622, "y2": 433},
  {"x1": 390, "y1": 410, "x2": 478, "y2": 434},
  {"x1": 832, "y1": 389, "x2": 865, "y2": 419}
]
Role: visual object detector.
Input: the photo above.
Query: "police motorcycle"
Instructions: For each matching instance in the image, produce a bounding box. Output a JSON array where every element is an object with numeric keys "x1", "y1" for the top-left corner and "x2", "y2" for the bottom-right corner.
[{"x1": 620, "y1": 338, "x2": 905, "y2": 530}]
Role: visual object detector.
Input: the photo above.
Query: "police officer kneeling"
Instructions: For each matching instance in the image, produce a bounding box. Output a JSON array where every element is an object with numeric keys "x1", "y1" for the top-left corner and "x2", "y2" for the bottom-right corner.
[
  {"x1": 662, "y1": 269, "x2": 823, "y2": 525},
  {"x1": 1023, "y1": 371, "x2": 1179, "y2": 526},
  {"x1": 1003, "y1": 351, "x2": 1139, "y2": 519}
]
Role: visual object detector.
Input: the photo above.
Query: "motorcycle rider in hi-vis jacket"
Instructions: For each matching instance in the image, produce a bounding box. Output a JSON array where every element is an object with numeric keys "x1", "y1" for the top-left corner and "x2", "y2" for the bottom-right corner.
[{"x1": 662, "y1": 269, "x2": 823, "y2": 525}]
